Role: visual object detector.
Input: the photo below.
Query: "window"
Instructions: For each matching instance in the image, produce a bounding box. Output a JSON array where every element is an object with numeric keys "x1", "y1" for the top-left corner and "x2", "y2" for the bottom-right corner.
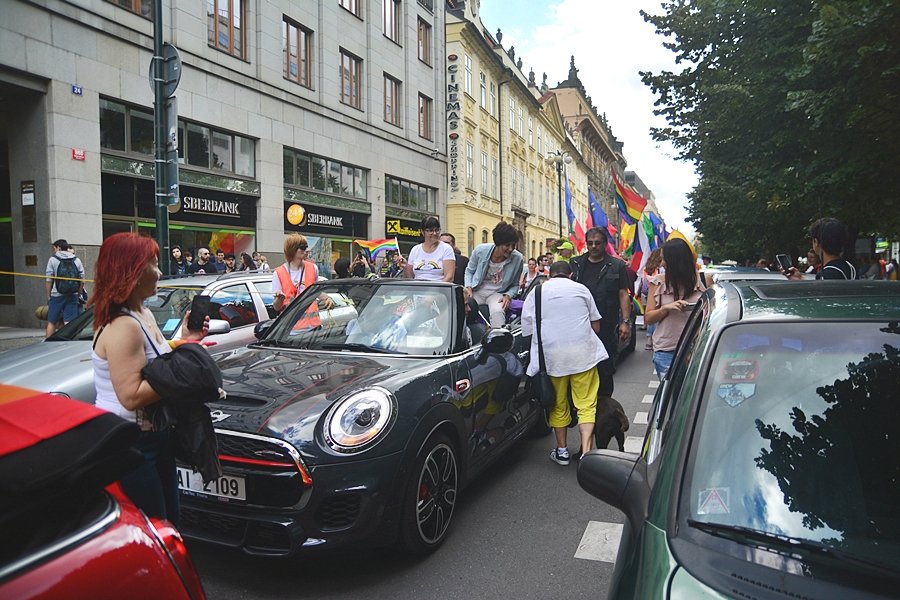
[
  {"x1": 209, "y1": 284, "x2": 258, "y2": 328},
  {"x1": 490, "y1": 82, "x2": 496, "y2": 117},
  {"x1": 417, "y1": 18, "x2": 432, "y2": 65},
  {"x1": 518, "y1": 107, "x2": 524, "y2": 137},
  {"x1": 528, "y1": 118, "x2": 534, "y2": 147},
  {"x1": 207, "y1": 0, "x2": 245, "y2": 59},
  {"x1": 383, "y1": 0, "x2": 401, "y2": 43},
  {"x1": 479, "y1": 72, "x2": 486, "y2": 109},
  {"x1": 464, "y1": 55, "x2": 472, "y2": 96},
  {"x1": 537, "y1": 126, "x2": 542, "y2": 155},
  {"x1": 108, "y1": 0, "x2": 152, "y2": 18},
  {"x1": 100, "y1": 100, "x2": 255, "y2": 176},
  {"x1": 509, "y1": 97, "x2": 516, "y2": 132},
  {"x1": 467, "y1": 227, "x2": 475, "y2": 255},
  {"x1": 385, "y1": 175, "x2": 434, "y2": 212},
  {"x1": 418, "y1": 94, "x2": 432, "y2": 140},
  {"x1": 417, "y1": 0, "x2": 433, "y2": 11},
  {"x1": 283, "y1": 18, "x2": 312, "y2": 88},
  {"x1": 466, "y1": 143, "x2": 474, "y2": 189},
  {"x1": 482, "y1": 229, "x2": 489, "y2": 244},
  {"x1": 481, "y1": 152, "x2": 488, "y2": 192},
  {"x1": 491, "y1": 158, "x2": 498, "y2": 197},
  {"x1": 340, "y1": 50, "x2": 362, "y2": 109},
  {"x1": 284, "y1": 148, "x2": 367, "y2": 199},
  {"x1": 339, "y1": 0, "x2": 361, "y2": 16},
  {"x1": 384, "y1": 74, "x2": 401, "y2": 126}
]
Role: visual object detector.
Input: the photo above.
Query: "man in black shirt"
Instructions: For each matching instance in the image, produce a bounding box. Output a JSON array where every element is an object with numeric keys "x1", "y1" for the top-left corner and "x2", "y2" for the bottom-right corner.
[
  {"x1": 570, "y1": 227, "x2": 633, "y2": 399},
  {"x1": 440, "y1": 232, "x2": 469, "y2": 287},
  {"x1": 788, "y1": 217, "x2": 857, "y2": 280}
]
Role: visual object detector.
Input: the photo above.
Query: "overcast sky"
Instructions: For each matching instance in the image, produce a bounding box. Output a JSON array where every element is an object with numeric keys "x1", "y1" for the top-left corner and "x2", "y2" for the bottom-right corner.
[{"x1": 479, "y1": 0, "x2": 699, "y2": 236}]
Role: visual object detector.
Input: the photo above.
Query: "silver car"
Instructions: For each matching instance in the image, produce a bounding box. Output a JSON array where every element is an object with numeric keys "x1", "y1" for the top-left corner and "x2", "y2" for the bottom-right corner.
[{"x1": 0, "y1": 271, "x2": 279, "y2": 403}]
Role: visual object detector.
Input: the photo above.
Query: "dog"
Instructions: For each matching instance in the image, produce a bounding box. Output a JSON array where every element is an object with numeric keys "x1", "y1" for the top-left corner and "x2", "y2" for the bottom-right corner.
[{"x1": 594, "y1": 396, "x2": 630, "y2": 452}]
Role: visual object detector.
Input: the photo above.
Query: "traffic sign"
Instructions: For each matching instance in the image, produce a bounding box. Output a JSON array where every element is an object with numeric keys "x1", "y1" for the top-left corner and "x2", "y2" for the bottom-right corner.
[{"x1": 148, "y1": 42, "x2": 182, "y2": 98}]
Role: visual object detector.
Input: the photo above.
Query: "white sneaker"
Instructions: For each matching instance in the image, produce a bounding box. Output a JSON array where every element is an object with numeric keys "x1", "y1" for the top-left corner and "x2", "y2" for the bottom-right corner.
[{"x1": 550, "y1": 448, "x2": 570, "y2": 466}]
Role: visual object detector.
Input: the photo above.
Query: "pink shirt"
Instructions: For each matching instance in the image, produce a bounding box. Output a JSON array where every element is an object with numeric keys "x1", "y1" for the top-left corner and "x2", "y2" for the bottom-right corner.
[{"x1": 650, "y1": 275, "x2": 705, "y2": 352}]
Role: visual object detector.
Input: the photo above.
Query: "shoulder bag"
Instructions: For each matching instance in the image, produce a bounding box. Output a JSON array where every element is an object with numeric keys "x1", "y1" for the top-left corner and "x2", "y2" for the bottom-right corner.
[{"x1": 533, "y1": 285, "x2": 557, "y2": 410}]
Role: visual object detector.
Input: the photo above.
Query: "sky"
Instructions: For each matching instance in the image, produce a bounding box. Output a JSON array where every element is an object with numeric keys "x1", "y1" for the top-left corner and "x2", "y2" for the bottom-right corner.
[{"x1": 478, "y1": 0, "x2": 699, "y2": 237}]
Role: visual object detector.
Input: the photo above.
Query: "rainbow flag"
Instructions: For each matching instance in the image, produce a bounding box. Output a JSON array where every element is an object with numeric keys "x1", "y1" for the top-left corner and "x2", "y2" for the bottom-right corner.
[
  {"x1": 354, "y1": 238, "x2": 400, "y2": 259},
  {"x1": 612, "y1": 172, "x2": 648, "y2": 225},
  {"x1": 632, "y1": 296, "x2": 644, "y2": 316}
]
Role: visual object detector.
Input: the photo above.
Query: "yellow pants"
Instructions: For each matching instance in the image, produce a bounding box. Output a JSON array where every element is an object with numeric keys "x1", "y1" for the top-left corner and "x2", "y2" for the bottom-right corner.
[{"x1": 548, "y1": 367, "x2": 599, "y2": 428}]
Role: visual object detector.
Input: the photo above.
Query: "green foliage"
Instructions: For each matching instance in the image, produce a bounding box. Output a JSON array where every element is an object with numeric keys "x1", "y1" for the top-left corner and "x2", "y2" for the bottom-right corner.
[{"x1": 641, "y1": 0, "x2": 900, "y2": 261}]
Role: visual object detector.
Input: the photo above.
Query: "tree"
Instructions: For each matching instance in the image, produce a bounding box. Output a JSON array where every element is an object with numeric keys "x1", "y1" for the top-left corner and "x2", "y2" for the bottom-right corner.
[{"x1": 641, "y1": 0, "x2": 900, "y2": 260}]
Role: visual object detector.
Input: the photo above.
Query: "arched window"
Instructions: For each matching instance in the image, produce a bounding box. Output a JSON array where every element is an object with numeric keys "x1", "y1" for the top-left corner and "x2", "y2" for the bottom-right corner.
[
  {"x1": 531, "y1": 240, "x2": 536, "y2": 258},
  {"x1": 482, "y1": 229, "x2": 489, "y2": 244},
  {"x1": 467, "y1": 227, "x2": 475, "y2": 255}
]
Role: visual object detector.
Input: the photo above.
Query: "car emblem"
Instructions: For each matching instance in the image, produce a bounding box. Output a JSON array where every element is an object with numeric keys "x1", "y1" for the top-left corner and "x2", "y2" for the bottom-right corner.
[{"x1": 209, "y1": 409, "x2": 232, "y2": 423}]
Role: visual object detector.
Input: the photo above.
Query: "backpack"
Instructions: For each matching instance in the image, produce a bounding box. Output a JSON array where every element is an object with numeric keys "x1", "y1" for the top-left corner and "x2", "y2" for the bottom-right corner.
[{"x1": 55, "y1": 257, "x2": 80, "y2": 294}]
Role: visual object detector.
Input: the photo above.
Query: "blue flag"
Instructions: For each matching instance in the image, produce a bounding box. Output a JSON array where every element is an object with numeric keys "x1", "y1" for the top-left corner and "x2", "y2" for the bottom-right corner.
[
  {"x1": 588, "y1": 187, "x2": 608, "y2": 229},
  {"x1": 564, "y1": 176, "x2": 575, "y2": 231}
]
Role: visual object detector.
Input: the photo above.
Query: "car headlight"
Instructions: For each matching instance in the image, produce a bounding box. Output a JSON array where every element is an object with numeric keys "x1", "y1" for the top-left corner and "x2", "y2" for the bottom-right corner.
[{"x1": 324, "y1": 387, "x2": 396, "y2": 453}]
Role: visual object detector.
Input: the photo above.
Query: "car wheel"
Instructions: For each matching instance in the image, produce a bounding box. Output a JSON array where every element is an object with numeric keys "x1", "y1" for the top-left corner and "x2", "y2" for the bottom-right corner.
[{"x1": 399, "y1": 433, "x2": 459, "y2": 555}]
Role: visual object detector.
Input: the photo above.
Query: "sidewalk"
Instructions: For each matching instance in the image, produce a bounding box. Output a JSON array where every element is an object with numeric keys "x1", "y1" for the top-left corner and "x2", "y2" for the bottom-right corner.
[{"x1": 0, "y1": 327, "x2": 45, "y2": 353}]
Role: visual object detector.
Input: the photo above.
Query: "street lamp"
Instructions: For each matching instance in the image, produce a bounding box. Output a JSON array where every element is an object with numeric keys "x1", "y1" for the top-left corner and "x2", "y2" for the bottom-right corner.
[{"x1": 545, "y1": 150, "x2": 573, "y2": 238}]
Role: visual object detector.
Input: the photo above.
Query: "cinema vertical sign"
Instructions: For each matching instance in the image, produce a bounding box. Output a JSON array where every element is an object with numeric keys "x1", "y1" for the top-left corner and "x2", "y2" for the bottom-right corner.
[{"x1": 447, "y1": 53, "x2": 460, "y2": 192}]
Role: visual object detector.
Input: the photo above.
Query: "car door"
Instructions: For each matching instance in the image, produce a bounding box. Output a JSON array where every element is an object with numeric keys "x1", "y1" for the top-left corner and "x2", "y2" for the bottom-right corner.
[{"x1": 203, "y1": 283, "x2": 261, "y2": 353}]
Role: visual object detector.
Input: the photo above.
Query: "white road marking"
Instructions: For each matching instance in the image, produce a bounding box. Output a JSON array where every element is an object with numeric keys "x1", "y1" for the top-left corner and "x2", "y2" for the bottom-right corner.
[
  {"x1": 634, "y1": 411, "x2": 649, "y2": 425},
  {"x1": 648, "y1": 380, "x2": 660, "y2": 388},
  {"x1": 642, "y1": 394, "x2": 654, "y2": 404},
  {"x1": 575, "y1": 521, "x2": 624, "y2": 563},
  {"x1": 624, "y1": 436, "x2": 643, "y2": 454}
]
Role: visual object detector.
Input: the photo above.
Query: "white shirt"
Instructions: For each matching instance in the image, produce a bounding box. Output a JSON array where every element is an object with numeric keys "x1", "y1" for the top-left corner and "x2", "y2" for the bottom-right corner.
[
  {"x1": 271, "y1": 262, "x2": 320, "y2": 294},
  {"x1": 408, "y1": 241, "x2": 455, "y2": 281},
  {"x1": 521, "y1": 277, "x2": 608, "y2": 377}
]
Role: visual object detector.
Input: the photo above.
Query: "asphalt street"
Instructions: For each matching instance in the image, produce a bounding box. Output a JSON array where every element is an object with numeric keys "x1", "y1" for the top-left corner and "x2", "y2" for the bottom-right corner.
[{"x1": 188, "y1": 334, "x2": 659, "y2": 600}]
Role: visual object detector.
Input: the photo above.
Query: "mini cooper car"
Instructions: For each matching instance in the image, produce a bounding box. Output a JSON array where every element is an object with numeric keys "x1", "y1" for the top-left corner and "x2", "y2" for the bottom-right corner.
[
  {"x1": 0, "y1": 385, "x2": 206, "y2": 599},
  {"x1": 178, "y1": 278, "x2": 544, "y2": 556},
  {"x1": 0, "y1": 271, "x2": 277, "y2": 403},
  {"x1": 578, "y1": 280, "x2": 900, "y2": 598}
]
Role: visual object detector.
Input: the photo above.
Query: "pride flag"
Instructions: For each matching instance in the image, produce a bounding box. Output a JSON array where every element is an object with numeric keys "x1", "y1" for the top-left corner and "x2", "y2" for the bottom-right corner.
[
  {"x1": 612, "y1": 172, "x2": 648, "y2": 225},
  {"x1": 564, "y1": 177, "x2": 585, "y2": 252},
  {"x1": 586, "y1": 187, "x2": 608, "y2": 230},
  {"x1": 355, "y1": 238, "x2": 400, "y2": 259}
]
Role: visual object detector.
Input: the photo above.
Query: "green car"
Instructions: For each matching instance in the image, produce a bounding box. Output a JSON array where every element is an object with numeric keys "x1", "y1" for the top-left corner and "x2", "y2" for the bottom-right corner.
[{"x1": 579, "y1": 280, "x2": 900, "y2": 599}]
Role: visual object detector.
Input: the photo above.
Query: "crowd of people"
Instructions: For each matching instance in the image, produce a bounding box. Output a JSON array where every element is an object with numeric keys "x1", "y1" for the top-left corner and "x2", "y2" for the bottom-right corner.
[{"x1": 48, "y1": 213, "x2": 894, "y2": 490}]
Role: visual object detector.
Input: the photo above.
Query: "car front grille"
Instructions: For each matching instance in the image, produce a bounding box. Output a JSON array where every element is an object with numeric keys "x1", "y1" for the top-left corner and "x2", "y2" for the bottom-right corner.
[
  {"x1": 217, "y1": 433, "x2": 296, "y2": 467},
  {"x1": 316, "y1": 494, "x2": 362, "y2": 530}
]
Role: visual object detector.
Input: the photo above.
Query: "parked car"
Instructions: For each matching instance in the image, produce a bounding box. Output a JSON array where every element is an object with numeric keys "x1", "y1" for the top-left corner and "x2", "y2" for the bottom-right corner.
[
  {"x1": 0, "y1": 271, "x2": 278, "y2": 403},
  {"x1": 0, "y1": 386, "x2": 206, "y2": 599},
  {"x1": 700, "y1": 266, "x2": 815, "y2": 286},
  {"x1": 578, "y1": 280, "x2": 900, "y2": 598},
  {"x1": 177, "y1": 278, "x2": 545, "y2": 556}
]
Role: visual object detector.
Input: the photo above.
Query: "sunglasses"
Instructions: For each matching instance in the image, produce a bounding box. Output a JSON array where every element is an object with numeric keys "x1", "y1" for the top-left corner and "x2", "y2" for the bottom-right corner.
[
  {"x1": 585, "y1": 240, "x2": 605, "y2": 246},
  {"x1": 299, "y1": 245, "x2": 309, "y2": 250}
]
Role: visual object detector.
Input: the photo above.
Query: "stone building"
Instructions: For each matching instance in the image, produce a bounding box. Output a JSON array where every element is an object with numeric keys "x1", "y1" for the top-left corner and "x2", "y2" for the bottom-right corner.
[{"x1": 0, "y1": 0, "x2": 446, "y2": 325}]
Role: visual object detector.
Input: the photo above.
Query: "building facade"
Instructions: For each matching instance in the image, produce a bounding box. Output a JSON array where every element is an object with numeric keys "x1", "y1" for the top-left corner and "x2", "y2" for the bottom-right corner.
[
  {"x1": 444, "y1": 0, "x2": 590, "y2": 260},
  {"x1": 0, "y1": 0, "x2": 446, "y2": 326}
]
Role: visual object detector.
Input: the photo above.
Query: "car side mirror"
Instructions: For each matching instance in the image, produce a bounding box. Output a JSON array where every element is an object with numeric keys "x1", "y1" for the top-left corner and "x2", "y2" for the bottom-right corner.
[
  {"x1": 206, "y1": 319, "x2": 231, "y2": 335},
  {"x1": 254, "y1": 319, "x2": 274, "y2": 340},
  {"x1": 577, "y1": 450, "x2": 650, "y2": 538}
]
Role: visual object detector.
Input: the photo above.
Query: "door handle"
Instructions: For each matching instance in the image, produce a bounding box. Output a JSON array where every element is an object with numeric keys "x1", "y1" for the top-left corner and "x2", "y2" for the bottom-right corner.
[{"x1": 455, "y1": 379, "x2": 471, "y2": 394}]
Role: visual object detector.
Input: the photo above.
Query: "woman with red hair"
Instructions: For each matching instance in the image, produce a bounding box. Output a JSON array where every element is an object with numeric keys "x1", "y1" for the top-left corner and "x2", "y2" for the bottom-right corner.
[{"x1": 90, "y1": 233, "x2": 207, "y2": 523}]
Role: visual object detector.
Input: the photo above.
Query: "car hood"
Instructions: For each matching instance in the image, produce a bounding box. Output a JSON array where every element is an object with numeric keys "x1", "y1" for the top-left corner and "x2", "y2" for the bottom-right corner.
[
  {"x1": 211, "y1": 347, "x2": 447, "y2": 457},
  {"x1": 0, "y1": 341, "x2": 96, "y2": 402}
]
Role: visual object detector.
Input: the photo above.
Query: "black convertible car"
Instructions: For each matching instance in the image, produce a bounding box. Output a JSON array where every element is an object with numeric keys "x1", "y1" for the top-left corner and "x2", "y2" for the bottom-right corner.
[{"x1": 178, "y1": 279, "x2": 544, "y2": 556}]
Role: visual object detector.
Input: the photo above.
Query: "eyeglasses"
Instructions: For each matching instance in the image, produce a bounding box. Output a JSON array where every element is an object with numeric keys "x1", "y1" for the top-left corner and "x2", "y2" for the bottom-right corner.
[
  {"x1": 423, "y1": 228, "x2": 441, "y2": 234},
  {"x1": 585, "y1": 240, "x2": 605, "y2": 246}
]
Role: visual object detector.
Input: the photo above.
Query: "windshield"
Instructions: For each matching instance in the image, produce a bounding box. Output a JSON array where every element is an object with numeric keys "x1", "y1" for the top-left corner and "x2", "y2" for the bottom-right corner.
[
  {"x1": 684, "y1": 321, "x2": 900, "y2": 568},
  {"x1": 51, "y1": 284, "x2": 203, "y2": 341},
  {"x1": 266, "y1": 282, "x2": 457, "y2": 356}
]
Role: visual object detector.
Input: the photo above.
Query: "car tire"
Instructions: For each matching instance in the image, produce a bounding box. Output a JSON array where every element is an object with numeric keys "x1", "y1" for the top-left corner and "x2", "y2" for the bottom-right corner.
[{"x1": 399, "y1": 433, "x2": 459, "y2": 556}]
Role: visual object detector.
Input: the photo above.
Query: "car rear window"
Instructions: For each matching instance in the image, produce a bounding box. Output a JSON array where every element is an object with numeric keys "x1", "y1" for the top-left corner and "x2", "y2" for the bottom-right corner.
[{"x1": 683, "y1": 321, "x2": 900, "y2": 569}]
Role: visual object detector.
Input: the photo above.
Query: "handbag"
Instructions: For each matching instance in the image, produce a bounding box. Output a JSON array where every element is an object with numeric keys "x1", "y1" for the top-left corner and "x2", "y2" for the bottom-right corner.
[{"x1": 533, "y1": 285, "x2": 557, "y2": 410}]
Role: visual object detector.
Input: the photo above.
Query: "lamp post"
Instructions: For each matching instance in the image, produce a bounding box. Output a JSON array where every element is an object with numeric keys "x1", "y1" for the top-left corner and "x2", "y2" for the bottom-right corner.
[{"x1": 545, "y1": 150, "x2": 572, "y2": 239}]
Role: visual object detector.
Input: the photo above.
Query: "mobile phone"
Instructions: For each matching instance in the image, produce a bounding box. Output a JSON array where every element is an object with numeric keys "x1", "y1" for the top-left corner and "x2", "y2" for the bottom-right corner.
[
  {"x1": 776, "y1": 254, "x2": 792, "y2": 273},
  {"x1": 187, "y1": 295, "x2": 210, "y2": 331},
  {"x1": 683, "y1": 301, "x2": 697, "y2": 309}
]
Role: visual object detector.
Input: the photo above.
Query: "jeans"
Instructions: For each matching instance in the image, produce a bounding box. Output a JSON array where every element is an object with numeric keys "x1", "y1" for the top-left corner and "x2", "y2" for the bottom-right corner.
[
  {"x1": 652, "y1": 350, "x2": 675, "y2": 381},
  {"x1": 119, "y1": 428, "x2": 179, "y2": 524}
]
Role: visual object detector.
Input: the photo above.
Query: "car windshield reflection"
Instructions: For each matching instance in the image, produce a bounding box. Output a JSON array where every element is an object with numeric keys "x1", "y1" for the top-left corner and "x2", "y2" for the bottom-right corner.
[
  {"x1": 267, "y1": 282, "x2": 455, "y2": 356},
  {"x1": 684, "y1": 322, "x2": 900, "y2": 569}
]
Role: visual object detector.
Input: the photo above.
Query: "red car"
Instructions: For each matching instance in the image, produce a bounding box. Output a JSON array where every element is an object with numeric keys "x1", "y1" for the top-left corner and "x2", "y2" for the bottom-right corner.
[{"x1": 0, "y1": 385, "x2": 206, "y2": 600}]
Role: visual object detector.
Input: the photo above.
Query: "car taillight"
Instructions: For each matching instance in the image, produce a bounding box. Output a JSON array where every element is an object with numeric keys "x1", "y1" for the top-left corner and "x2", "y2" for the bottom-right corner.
[{"x1": 148, "y1": 517, "x2": 207, "y2": 600}]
